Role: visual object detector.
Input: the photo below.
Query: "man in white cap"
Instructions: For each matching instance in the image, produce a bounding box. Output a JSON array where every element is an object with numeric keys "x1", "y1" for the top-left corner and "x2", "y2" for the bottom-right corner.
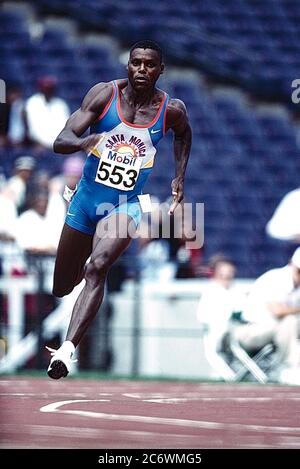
[
  {"x1": 234, "y1": 247, "x2": 300, "y2": 384},
  {"x1": 6, "y1": 156, "x2": 36, "y2": 212},
  {"x1": 266, "y1": 187, "x2": 300, "y2": 244}
]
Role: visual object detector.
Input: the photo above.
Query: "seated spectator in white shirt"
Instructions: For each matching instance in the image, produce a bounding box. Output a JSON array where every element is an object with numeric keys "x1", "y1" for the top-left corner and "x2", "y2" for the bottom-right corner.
[
  {"x1": 0, "y1": 185, "x2": 18, "y2": 241},
  {"x1": 6, "y1": 156, "x2": 36, "y2": 213},
  {"x1": 14, "y1": 190, "x2": 61, "y2": 254},
  {"x1": 234, "y1": 247, "x2": 300, "y2": 385},
  {"x1": 266, "y1": 187, "x2": 300, "y2": 244},
  {"x1": 197, "y1": 256, "x2": 239, "y2": 343},
  {"x1": 25, "y1": 76, "x2": 70, "y2": 149},
  {"x1": 196, "y1": 255, "x2": 245, "y2": 380}
]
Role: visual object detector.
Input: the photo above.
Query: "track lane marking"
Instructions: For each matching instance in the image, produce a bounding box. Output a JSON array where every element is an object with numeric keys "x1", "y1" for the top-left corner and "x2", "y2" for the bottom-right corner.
[{"x1": 40, "y1": 399, "x2": 300, "y2": 434}]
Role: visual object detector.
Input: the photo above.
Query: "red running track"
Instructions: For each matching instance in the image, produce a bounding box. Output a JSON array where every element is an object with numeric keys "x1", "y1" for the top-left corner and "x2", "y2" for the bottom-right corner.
[{"x1": 0, "y1": 377, "x2": 300, "y2": 448}]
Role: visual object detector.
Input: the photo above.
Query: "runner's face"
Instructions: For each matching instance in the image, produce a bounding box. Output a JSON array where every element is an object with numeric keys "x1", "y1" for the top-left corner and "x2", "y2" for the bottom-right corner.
[{"x1": 128, "y1": 48, "x2": 164, "y2": 90}]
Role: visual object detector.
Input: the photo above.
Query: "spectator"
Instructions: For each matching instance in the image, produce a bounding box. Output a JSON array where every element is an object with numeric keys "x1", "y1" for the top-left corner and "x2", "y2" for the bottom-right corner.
[
  {"x1": 14, "y1": 190, "x2": 60, "y2": 254},
  {"x1": 196, "y1": 255, "x2": 245, "y2": 380},
  {"x1": 29, "y1": 170, "x2": 65, "y2": 245},
  {"x1": 266, "y1": 187, "x2": 300, "y2": 244},
  {"x1": 6, "y1": 156, "x2": 36, "y2": 213},
  {"x1": 138, "y1": 197, "x2": 196, "y2": 280},
  {"x1": 47, "y1": 155, "x2": 85, "y2": 242},
  {"x1": 137, "y1": 197, "x2": 175, "y2": 280},
  {"x1": 25, "y1": 76, "x2": 70, "y2": 149},
  {"x1": 234, "y1": 247, "x2": 300, "y2": 385},
  {"x1": 197, "y1": 256, "x2": 240, "y2": 327},
  {"x1": 0, "y1": 185, "x2": 18, "y2": 241},
  {"x1": 49, "y1": 154, "x2": 85, "y2": 197}
]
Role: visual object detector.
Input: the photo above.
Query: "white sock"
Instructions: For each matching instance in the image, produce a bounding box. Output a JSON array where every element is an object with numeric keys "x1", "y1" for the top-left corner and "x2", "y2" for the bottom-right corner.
[{"x1": 59, "y1": 341, "x2": 75, "y2": 356}]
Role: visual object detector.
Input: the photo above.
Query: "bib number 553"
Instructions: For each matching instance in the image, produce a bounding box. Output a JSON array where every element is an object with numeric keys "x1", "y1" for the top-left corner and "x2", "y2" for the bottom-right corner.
[{"x1": 96, "y1": 161, "x2": 138, "y2": 190}]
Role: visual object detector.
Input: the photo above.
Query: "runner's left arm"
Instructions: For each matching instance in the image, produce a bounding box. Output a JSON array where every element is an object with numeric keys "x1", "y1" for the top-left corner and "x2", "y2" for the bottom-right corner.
[{"x1": 166, "y1": 99, "x2": 192, "y2": 214}]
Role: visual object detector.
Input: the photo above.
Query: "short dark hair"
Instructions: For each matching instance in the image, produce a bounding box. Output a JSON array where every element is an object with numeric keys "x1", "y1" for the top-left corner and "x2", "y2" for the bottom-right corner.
[
  {"x1": 130, "y1": 40, "x2": 163, "y2": 63},
  {"x1": 208, "y1": 253, "x2": 235, "y2": 272}
]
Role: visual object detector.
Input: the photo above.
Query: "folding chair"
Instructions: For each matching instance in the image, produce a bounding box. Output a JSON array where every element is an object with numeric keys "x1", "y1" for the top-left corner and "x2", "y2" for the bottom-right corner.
[
  {"x1": 227, "y1": 336, "x2": 276, "y2": 383},
  {"x1": 202, "y1": 324, "x2": 276, "y2": 383}
]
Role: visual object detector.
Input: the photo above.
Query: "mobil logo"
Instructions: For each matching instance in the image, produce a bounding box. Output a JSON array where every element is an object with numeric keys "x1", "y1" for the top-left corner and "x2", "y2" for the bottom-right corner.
[{"x1": 107, "y1": 145, "x2": 138, "y2": 166}]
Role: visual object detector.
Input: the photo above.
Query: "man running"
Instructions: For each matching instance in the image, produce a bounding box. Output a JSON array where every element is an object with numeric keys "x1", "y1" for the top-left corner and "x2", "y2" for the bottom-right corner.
[{"x1": 47, "y1": 40, "x2": 192, "y2": 379}]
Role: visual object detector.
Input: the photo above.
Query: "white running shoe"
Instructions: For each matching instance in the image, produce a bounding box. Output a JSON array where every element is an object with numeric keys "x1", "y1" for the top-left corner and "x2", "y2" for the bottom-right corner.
[{"x1": 46, "y1": 346, "x2": 77, "y2": 380}]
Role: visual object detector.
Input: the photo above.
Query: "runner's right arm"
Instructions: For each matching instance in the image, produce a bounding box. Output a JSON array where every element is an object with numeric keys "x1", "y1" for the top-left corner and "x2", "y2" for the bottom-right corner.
[{"x1": 53, "y1": 82, "x2": 113, "y2": 154}]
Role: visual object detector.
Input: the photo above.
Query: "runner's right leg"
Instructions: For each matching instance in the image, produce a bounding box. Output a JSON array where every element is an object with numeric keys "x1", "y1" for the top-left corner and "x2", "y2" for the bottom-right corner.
[
  {"x1": 48, "y1": 214, "x2": 134, "y2": 379},
  {"x1": 52, "y1": 223, "x2": 93, "y2": 298},
  {"x1": 48, "y1": 224, "x2": 93, "y2": 379}
]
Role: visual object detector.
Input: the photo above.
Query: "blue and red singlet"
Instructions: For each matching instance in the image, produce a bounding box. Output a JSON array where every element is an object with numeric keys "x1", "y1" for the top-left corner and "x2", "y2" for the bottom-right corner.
[{"x1": 65, "y1": 80, "x2": 169, "y2": 235}]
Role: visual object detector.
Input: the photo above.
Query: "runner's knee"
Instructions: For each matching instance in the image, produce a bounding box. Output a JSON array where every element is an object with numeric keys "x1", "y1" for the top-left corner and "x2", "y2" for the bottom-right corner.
[
  {"x1": 85, "y1": 254, "x2": 110, "y2": 286},
  {"x1": 52, "y1": 264, "x2": 86, "y2": 298},
  {"x1": 52, "y1": 283, "x2": 74, "y2": 298}
]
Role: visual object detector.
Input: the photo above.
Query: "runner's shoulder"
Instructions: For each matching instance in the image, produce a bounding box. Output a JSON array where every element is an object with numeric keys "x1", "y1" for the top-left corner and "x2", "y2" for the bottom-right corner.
[
  {"x1": 167, "y1": 98, "x2": 187, "y2": 115},
  {"x1": 82, "y1": 81, "x2": 116, "y2": 111},
  {"x1": 165, "y1": 98, "x2": 188, "y2": 128}
]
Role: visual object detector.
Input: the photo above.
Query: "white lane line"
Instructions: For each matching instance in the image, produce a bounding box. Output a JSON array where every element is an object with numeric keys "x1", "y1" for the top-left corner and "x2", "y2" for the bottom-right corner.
[
  {"x1": 0, "y1": 393, "x2": 89, "y2": 397},
  {"x1": 40, "y1": 399, "x2": 300, "y2": 434},
  {"x1": 123, "y1": 393, "x2": 300, "y2": 403},
  {"x1": 0, "y1": 423, "x2": 207, "y2": 442},
  {"x1": 40, "y1": 399, "x2": 110, "y2": 412},
  {"x1": 143, "y1": 397, "x2": 276, "y2": 403},
  {"x1": 0, "y1": 423, "x2": 103, "y2": 438}
]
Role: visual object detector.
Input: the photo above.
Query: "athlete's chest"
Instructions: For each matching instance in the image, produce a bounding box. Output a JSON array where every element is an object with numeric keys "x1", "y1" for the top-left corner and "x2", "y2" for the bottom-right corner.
[{"x1": 119, "y1": 95, "x2": 161, "y2": 125}]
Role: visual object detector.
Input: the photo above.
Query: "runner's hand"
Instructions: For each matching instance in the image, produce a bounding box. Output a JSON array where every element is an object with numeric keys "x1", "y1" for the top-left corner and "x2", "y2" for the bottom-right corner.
[
  {"x1": 80, "y1": 133, "x2": 106, "y2": 155},
  {"x1": 168, "y1": 177, "x2": 184, "y2": 215}
]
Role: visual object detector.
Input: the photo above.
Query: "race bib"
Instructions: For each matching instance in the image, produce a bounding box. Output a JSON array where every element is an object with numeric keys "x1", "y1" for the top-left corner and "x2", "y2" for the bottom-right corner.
[
  {"x1": 138, "y1": 194, "x2": 152, "y2": 213},
  {"x1": 95, "y1": 148, "x2": 142, "y2": 191}
]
